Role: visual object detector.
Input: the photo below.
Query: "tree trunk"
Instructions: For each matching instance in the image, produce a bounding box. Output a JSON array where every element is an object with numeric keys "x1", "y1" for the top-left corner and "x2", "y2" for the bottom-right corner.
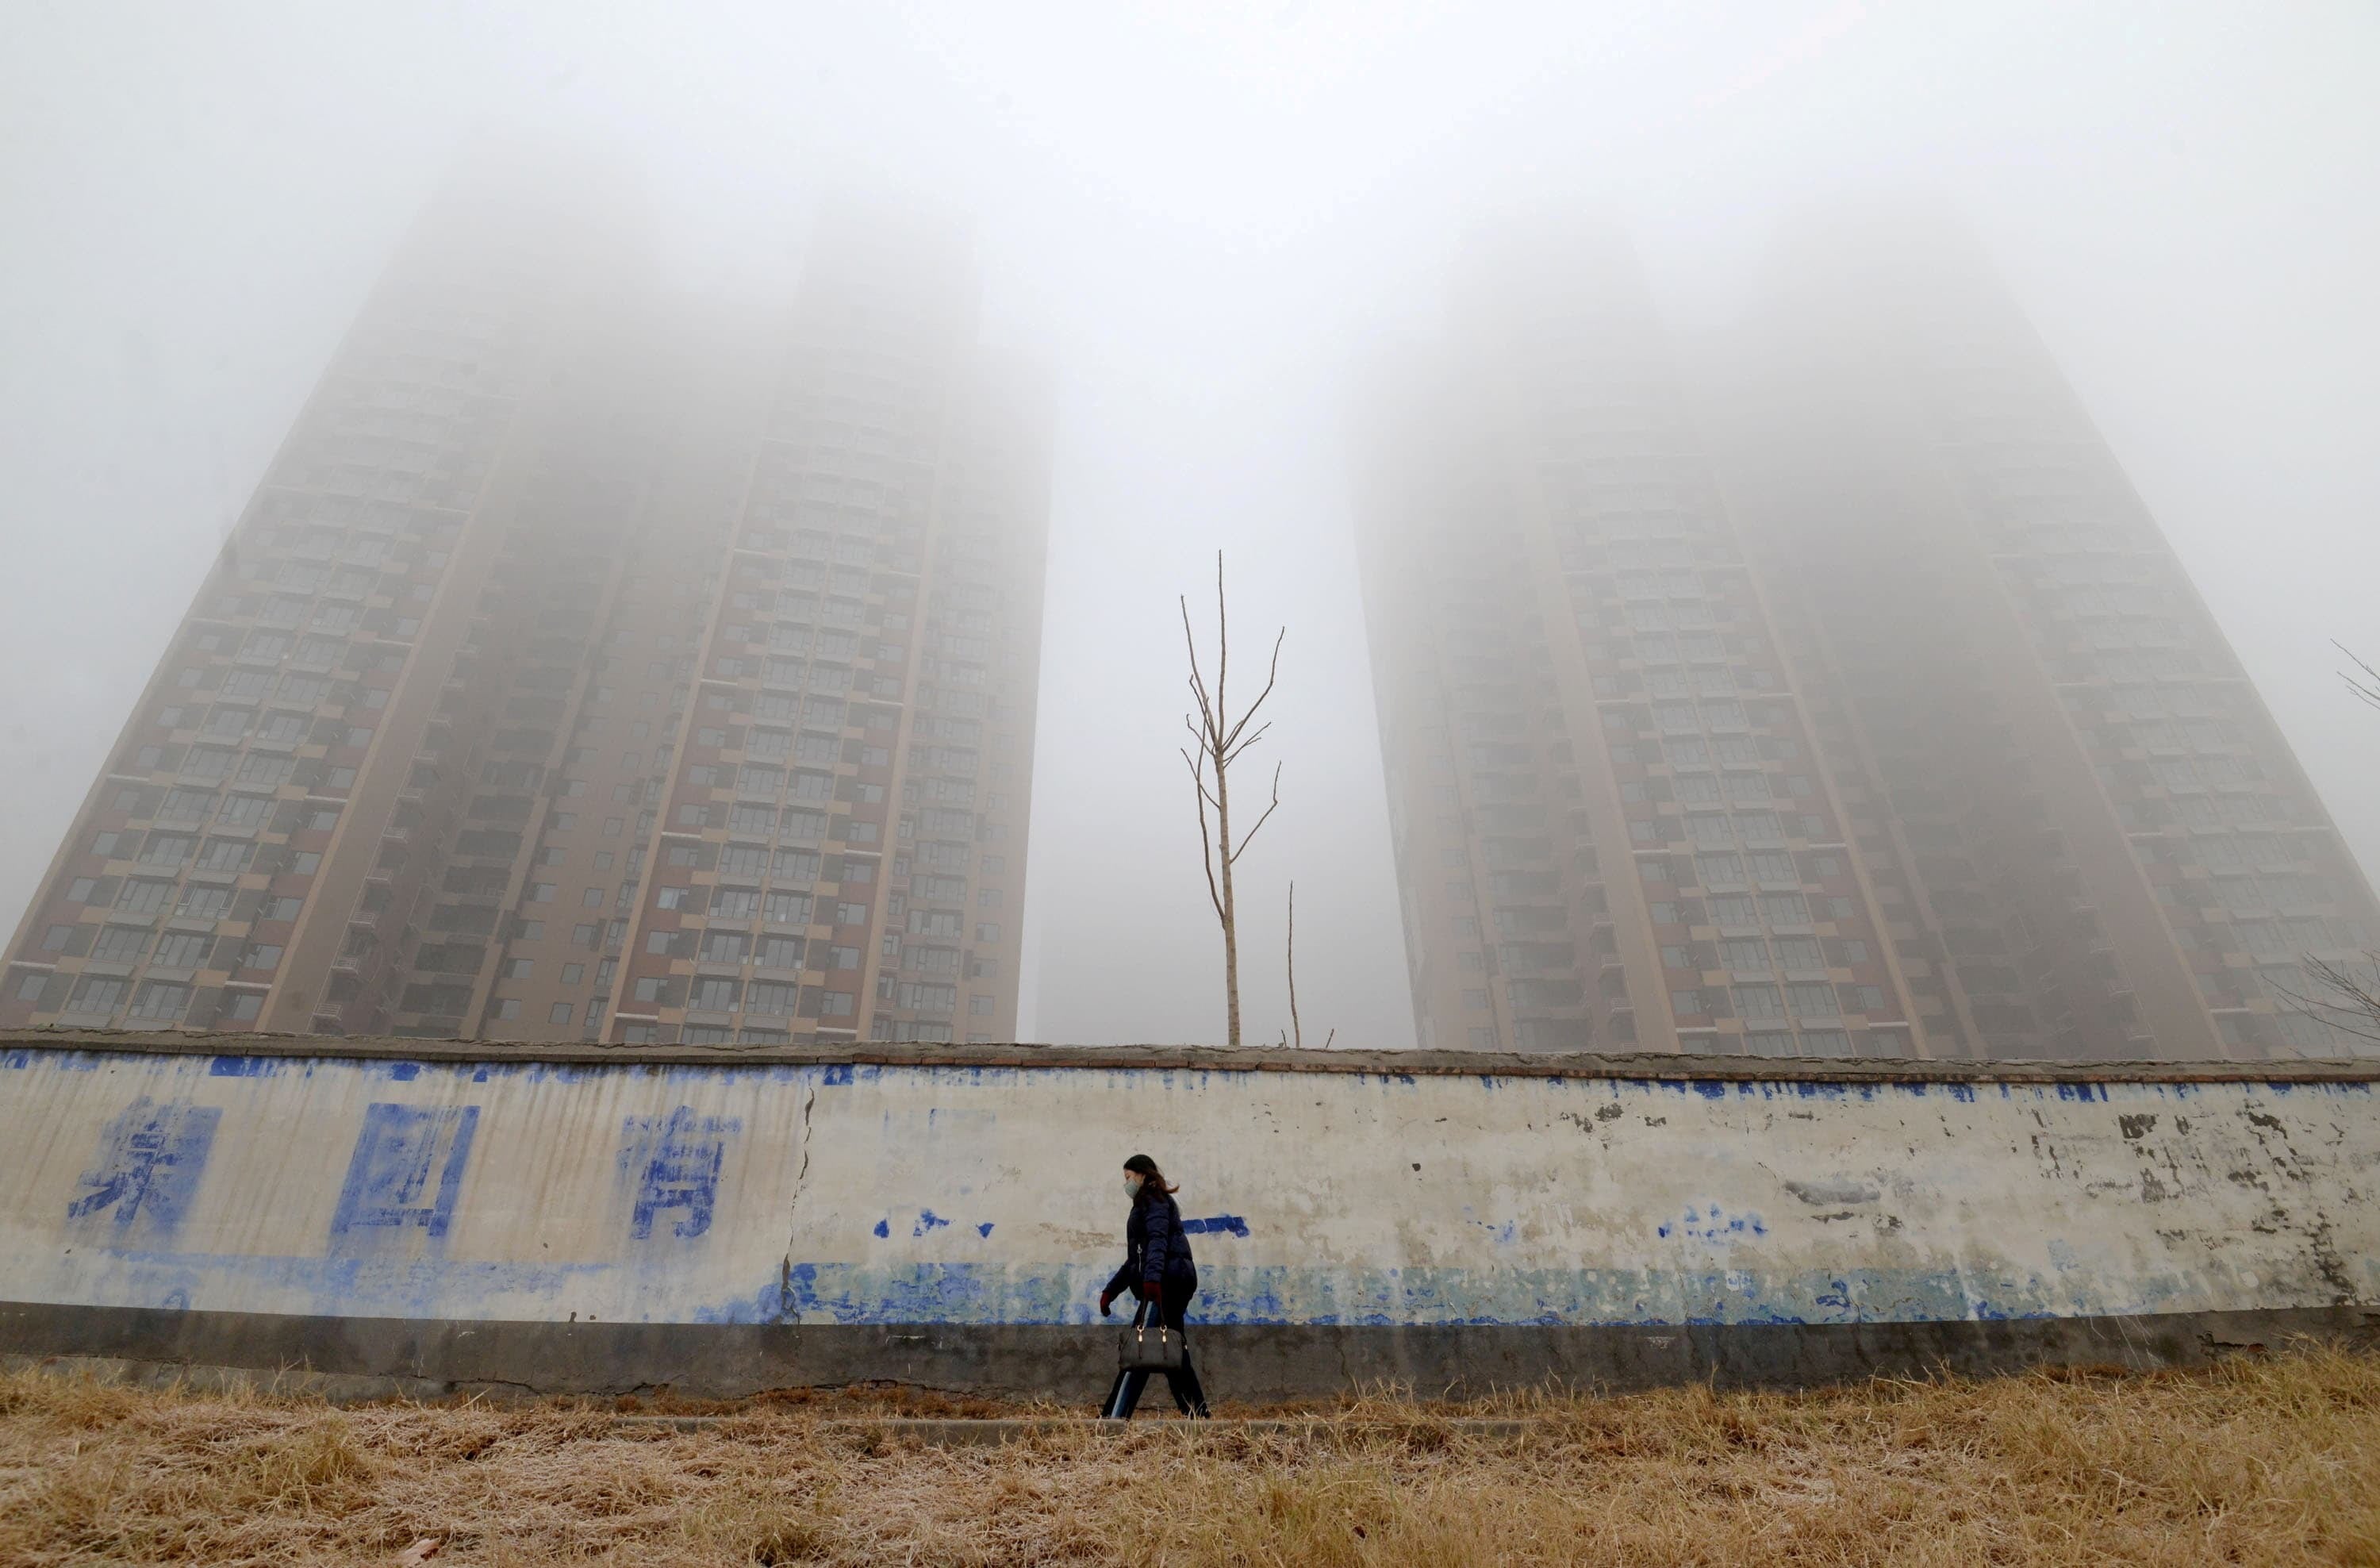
[
  {"x1": 1217, "y1": 767, "x2": 1239, "y2": 1047},
  {"x1": 1287, "y1": 881, "x2": 1301, "y2": 1050}
]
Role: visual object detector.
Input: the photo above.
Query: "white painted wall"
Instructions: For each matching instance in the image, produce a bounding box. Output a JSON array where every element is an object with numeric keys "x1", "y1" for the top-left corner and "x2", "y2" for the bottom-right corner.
[{"x1": 1, "y1": 1047, "x2": 2371, "y2": 1328}]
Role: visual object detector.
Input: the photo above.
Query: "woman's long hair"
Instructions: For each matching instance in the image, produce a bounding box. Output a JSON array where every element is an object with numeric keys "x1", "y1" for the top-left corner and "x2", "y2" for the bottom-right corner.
[{"x1": 1124, "y1": 1153, "x2": 1177, "y2": 1199}]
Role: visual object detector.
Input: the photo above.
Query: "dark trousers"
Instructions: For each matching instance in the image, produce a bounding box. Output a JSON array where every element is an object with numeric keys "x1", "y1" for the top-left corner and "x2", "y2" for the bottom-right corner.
[{"x1": 1100, "y1": 1278, "x2": 1211, "y2": 1419}]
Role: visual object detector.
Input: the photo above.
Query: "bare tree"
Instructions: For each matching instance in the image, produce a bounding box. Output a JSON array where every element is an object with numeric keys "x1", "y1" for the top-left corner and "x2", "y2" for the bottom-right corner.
[
  {"x1": 1286, "y1": 880, "x2": 1301, "y2": 1048},
  {"x1": 2269, "y1": 644, "x2": 2380, "y2": 1051},
  {"x1": 2285, "y1": 957, "x2": 2380, "y2": 1047},
  {"x1": 1278, "y1": 881, "x2": 1335, "y2": 1051},
  {"x1": 1180, "y1": 552, "x2": 1283, "y2": 1048}
]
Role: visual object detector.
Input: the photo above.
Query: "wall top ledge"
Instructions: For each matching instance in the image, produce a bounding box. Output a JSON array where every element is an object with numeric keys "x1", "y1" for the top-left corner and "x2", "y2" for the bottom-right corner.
[{"x1": 6, "y1": 1028, "x2": 2377, "y2": 1086}]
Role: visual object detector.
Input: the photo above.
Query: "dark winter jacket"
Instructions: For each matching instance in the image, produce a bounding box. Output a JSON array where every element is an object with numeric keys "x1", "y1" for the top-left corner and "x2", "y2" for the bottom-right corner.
[{"x1": 1106, "y1": 1187, "x2": 1196, "y2": 1299}]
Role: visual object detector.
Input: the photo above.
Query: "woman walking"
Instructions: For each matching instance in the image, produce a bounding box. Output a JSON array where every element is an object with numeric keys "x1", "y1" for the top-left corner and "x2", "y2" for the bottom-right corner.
[{"x1": 1097, "y1": 1153, "x2": 1212, "y2": 1419}]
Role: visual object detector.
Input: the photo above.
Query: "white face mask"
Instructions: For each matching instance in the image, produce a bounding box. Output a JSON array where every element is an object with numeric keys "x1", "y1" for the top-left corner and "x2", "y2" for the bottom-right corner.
[{"x1": 1123, "y1": 1173, "x2": 1144, "y2": 1198}]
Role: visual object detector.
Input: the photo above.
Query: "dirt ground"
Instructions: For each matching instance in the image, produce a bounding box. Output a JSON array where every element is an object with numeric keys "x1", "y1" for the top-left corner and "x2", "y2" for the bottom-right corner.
[{"x1": 4, "y1": 1344, "x2": 2378, "y2": 1566}]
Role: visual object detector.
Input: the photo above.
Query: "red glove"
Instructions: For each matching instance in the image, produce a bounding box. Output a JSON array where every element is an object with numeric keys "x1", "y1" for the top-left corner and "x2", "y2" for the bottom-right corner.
[
  {"x1": 1142, "y1": 1280, "x2": 1163, "y2": 1309},
  {"x1": 1099, "y1": 1290, "x2": 1115, "y2": 1317}
]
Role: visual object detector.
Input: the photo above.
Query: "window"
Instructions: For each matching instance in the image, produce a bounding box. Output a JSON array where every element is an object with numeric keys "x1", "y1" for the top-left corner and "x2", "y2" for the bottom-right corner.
[
  {"x1": 1774, "y1": 937, "x2": 1825, "y2": 971},
  {"x1": 505, "y1": 959, "x2": 534, "y2": 980},
  {"x1": 580, "y1": 886, "x2": 605, "y2": 907},
  {"x1": 494, "y1": 999, "x2": 522, "y2": 1020},
  {"x1": 1462, "y1": 989, "x2": 1489, "y2": 1012},
  {"x1": 1719, "y1": 938, "x2": 1768, "y2": 971},
  {"x1": 1709, "y1": 895, "x2": 1756, "y2": 926},
  {"x1": 549, "y1": 1002, "x2": 574, "y2": 1025},
  {"x1": 975, "y1": 922, "x2": 1000, "y2": 943},
  {"x1": 91, "y1": 925, "x2": 148, "y2": 962},
  {"x1": 1733, "y1": 983, "x2": 1785, "y2": 1018},
  {"x1": 219, "y1": 794, "x2": 274, "y2": 828},
  {"x1": 194, "y1": 840, "x2": 252, "y2": 873},
  {"x1": 138, "y1": 834, "x2": 195, "y2": 866},
  {"x1": 701, "y1": 931, "x2": 748, "y2": 964},
  {"x1": 747, "y1": 980, "x2": 799, "y2": 1014},
  {"x1": 66, "y1": 877, "x2": 98, "y2": 902},
  {"x1": 829, "y1": 945, "x2": 860, "y2": 970},
  {"x1": 1670, "y1": 988, "x2": 1702, "y2": 1015},
  {"x1": 159, "y1": 788, "x2": 213, "y2": 821},
  {"x1": 835, "y1": 902, "x2": 867, "y2": 926},
  {"x1": 128, "y1": 981, "x2": 190, "y2": 1020},
  {"x1": 177, "y1": 885, "x2": 232, "y2": 918},
  {"x1": 690, "y1": 977, "x2": 739, "y2": 1011},
  {"x1": 820, "y1": 990, "x2": 854, "y2": 1017},
  {"x1": 244, "y1": 944, "x2": 282, "y2": 970},
  {"x1": 69, "y1": 976, "x2": 127, "y2": 1013},
  {"x1": 1787, "y1": 983, "x2": 1840, "y2": 1018},
  {"x1": 152, "y1": 932, "x2": 210, "y2": 968},
  {"x1": 1695, "y1": 854, "x2": 1742, "y2": 886},
  {"x1": 118, "y1": 879, "x2": 175, "y2": 915},
  {"x1": 745, "y1": 935, "x2": 797, "y2": 969}
]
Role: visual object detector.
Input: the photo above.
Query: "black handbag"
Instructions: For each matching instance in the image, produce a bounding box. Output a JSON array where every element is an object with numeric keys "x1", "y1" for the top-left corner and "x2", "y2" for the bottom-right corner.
[{"x1": 1117, "y1": 1307, "x2": 1186, "y2": 1373}]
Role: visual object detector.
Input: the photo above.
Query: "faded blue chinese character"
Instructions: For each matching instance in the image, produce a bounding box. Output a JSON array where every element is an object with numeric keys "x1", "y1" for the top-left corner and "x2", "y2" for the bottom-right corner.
[
  {"x1": 331, "y1": 1103, "x2": 478, "y2": 1240},
  {"x1": 620, "y1": 1106, "x2": 739, "y2": 1239},
  {"x1": 67, "y1": 1097, "x2": 221, "y2": 1242}
]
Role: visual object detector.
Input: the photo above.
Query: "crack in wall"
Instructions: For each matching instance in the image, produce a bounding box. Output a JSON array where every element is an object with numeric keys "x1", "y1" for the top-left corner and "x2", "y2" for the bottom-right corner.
[{"x1": 777, "y1": 1075, "x2": 819, "y2": 1325}]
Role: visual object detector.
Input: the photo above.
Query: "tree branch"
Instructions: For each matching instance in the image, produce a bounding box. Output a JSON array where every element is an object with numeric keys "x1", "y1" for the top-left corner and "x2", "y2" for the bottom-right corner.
[
  {"x1": 2267, "y1": 955, "x2": 2380, "y2": 1047},
  {"x1": 1180, "y1": 596, "x2": 1218, "y2": 737},
  {"x1": 2338, "y1": 643, "x2": 2380, "y2": 713},
  {"x1": 1230, "y1": 761, "x2": 1284, "y2": 863},
  {"x1": 1213, "y1": 551, "x2": 1228, "y2": 729},
  {"x1": 1221, "y1": 720, "x2": 1273, "y2": 767},
  {"x1": 1220, "y1": 627, "x2": 1286, "y2": 752},
  {"x1": 1179, "y1": 747, "x2": 1225, "y2": 923}
]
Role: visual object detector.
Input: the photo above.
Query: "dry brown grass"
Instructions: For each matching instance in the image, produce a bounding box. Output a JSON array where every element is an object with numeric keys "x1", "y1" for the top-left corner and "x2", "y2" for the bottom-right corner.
[{"x1": 4, "y1": 1346, "x2": 2378, "y2": 1566}]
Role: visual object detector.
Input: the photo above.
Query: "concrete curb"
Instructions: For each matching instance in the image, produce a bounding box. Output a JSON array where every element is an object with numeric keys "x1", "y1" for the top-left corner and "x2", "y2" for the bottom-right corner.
[{"x1": 9, "y1": 1027, "x2": 2375, "y2": 1083}]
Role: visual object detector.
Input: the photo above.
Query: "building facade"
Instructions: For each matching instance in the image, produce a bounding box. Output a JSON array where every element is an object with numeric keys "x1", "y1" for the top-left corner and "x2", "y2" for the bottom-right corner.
[
  {"x1": 2, "y1": 175, "x2": 1047, "y2": 1047},
  {"x1": 1357, "y1": 214, "x2": 2377, "y2": 1061}
]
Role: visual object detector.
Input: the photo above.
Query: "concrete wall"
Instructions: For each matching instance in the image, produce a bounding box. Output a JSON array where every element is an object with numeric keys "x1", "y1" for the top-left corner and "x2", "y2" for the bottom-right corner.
[{"x1": 2, "y1": 1035, "x2": 2374, "y2": 1400}]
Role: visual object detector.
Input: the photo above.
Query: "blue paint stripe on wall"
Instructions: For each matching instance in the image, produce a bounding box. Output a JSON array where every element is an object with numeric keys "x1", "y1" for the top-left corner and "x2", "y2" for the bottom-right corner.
[{"x1": 769, "y1": 1260, "x2": 2236, "y2": 1329}]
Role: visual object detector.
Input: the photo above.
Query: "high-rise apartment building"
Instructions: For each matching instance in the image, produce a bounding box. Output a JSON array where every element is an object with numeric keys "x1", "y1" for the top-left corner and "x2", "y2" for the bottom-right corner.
[
  {"x1": 2, "y1": 170, "x2": 1047, "y2": 1047},
  {"x1": 1356, "y1": 213, "x2": 2377, "y2": 1061}
]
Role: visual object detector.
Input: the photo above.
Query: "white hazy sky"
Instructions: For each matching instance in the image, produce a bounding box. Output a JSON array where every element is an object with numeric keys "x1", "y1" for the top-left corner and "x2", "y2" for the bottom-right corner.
[{"x1": 2, "y1": 2, "x2": 2374, "y2": 1045}]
